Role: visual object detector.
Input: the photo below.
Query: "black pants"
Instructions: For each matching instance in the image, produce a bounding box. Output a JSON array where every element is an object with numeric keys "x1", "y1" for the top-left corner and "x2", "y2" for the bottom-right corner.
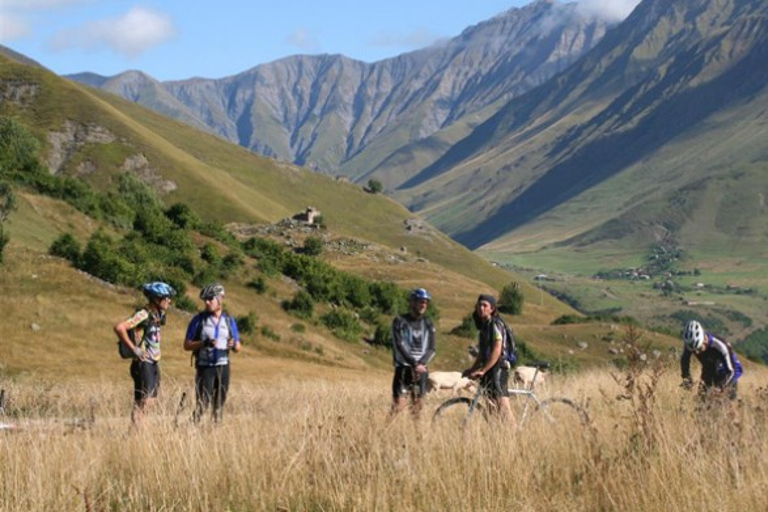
[
  {"x1": 194, "y1": 365, "x2": 230, "y2": 422},
  {"x1": 130, "y1": 360, "x2": 160, "y2": 403}
]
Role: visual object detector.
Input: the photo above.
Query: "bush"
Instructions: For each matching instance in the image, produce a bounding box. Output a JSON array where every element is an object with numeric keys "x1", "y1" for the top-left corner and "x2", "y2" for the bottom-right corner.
[
  {"x1": 49, "y1": 233, "x2": 81, "y2": 265},
  {"x1": 371, "y1": 281, "x2": 405, "y2": 315},
  {"x1": 283, "y1": 290, "x2": 314, "y2": 319},
  {"x1": 499, "y1": 282, "x2": 524, "y2": 315},
  {"x1": 0, "y1": 181, "x2": 16, "y2": 264},
  {"x1": 303, "y1": 236, "x2": 324, "y2": 256},
  {"x1": 236, "y1": 312, "x2": 258, "y2": 336},
  {"x1": 247, "y1": 276, "x2": 268, "y2": 294},
  {"x1": 165, "y1": 202, "x2": 201, "y2": 230},
  {"x1": 0, "y1": 228, "x2": 8, "y2": 264},
  {"x1": 321, "y1": 308, "x2": 363, "y2": 342},
  {"x1": 80, "y1": 231, "x2": 140, "y2": 285},
  {"x1": 450, "y1": 314, "x2": 478, "y2": 339},
  {"x1": 366, "y1": 179, "x2": 383, "y2": 194},
  {"x1": 371, "y1": 321, "x2": 392, "y2": 347}
]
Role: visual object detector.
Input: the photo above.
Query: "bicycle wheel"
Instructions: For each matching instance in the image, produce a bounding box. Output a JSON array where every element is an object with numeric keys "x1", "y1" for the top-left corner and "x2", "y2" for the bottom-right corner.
[
  {"x1": 526, "y1": 397, "x2": 589, "y2": 434},
  {"x1": 432, "y1": 397, "x2": 485, "y2": 429}
]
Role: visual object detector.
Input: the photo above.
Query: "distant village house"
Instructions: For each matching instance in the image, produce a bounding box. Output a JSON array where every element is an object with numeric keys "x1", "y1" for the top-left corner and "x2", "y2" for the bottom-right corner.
[{"x1": 293, "y1": 206, "x2": 321, "y2": 225}]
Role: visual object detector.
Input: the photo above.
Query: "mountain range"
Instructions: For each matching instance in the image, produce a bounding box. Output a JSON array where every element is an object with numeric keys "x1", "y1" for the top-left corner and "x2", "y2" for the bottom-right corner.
[{"x1": 67, "y1": 0, "x2": 768, "y2": 267}]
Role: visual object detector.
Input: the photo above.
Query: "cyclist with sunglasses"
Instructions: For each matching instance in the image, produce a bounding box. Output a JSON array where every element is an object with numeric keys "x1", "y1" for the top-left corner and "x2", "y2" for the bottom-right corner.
[
  {"x1": 114, "y1": 281, "x2": 176, "y2": 426},
  {"x1": 184, "y1": 283, "x2": 241, "y2": 422}
]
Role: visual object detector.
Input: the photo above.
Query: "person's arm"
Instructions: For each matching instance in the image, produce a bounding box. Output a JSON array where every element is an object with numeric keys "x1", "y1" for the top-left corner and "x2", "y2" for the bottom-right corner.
[
  {"x1": 114, "y1": 310, "x2": 148, "y2": 361},
  {"x1": 227, "y1": 315, "x2": 241, "y2": 353},
  {"x1": 470, "y1": 322, "x2": 503, "y2": 379},
  {"x1": 183, "y1": 315, "x2": 210, "y2": 352},
  {"x1": 391, "y1": 318, "x2": 418, "y2": 367},
  {"x1": 418, "y1": 321, "x2": 436, "y2": 366},
  {"x1": 710, "y1": 337, "x2": 735, "y2": 385}
]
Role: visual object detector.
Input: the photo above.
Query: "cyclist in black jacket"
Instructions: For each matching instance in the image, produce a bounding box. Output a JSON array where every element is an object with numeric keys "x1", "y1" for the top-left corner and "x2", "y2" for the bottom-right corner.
[
  {"x1": 681, "y1": 320, "x2": 743, "y2": 400},
  {"x1": 390, "y1": 288, "x2": 436, "y2": 418}
]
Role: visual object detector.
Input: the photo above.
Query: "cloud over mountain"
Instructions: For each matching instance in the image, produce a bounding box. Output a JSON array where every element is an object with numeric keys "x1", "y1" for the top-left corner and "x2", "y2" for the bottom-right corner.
[
  {"x1": 49, "y1": 7, "x2": 176, "y2": 57},
  {"x1": 576, "y1": 0, "x2": 641, "y2": 21}
]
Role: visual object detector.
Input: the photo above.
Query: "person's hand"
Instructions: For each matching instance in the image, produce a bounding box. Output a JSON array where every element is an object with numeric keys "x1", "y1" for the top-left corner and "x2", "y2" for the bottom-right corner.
[
  {"x1": 470, "y1": 370, "x2": 484, "y2": 380},
  {"x1": 134, "y1": 347, "x2": 146, "y2": 362},
  {"x1": 203, "y1": 338, "x2": 215, "y2": 348},
  {"x1": 415, "y1": 364, "x2": 426, "y2": 376},
  {"x1": 227, "y1": 339, "x2": 236, "y2": 349}
]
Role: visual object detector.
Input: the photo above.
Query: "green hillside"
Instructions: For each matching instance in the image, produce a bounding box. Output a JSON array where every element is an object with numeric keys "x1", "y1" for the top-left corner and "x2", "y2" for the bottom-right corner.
[{"x1": 1, "y1": 53, "x2": 674, "y2": 382}]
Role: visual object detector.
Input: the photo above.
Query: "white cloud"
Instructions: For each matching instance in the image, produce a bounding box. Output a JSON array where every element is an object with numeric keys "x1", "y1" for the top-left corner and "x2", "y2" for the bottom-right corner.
[
  {"x1": 285, "y1": 27, "x2": 321, "y2": 52},
  {"x1": 49, "y1": 7, "x2": 176, "y2": 57},
  {"x1": 0, "y1": 12, "x2": 31, "y2": 42},
  {"x1": 369, "y1": 27, "x2": 442, "y2": 49},
  {"x1": 576, "y1": 0, "x2": 642, "y2": 22}
]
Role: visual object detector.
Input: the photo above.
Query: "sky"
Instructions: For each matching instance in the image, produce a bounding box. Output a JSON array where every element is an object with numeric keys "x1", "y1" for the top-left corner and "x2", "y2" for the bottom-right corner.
[{"x1": 0, "y1": 0, "x2": 641, "y2": 82}]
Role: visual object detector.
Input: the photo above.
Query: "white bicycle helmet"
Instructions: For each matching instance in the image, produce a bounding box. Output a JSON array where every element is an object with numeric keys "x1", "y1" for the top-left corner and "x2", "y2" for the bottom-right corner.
[{"x1": 683, "y1": 320, "x2": 706, "y2": 352}]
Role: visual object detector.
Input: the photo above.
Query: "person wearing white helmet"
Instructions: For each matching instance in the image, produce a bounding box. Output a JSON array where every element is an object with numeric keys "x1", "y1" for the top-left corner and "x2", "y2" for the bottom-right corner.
[
  {"x1": 184, "y1": 283, "x2": 241, "y2": 422},
  {"x1": 390, "y1": 288, "x2": 437, "y2": 418},
  {"x1": 114, "y1": 281, "x2": 176, "y2": 426},
  {"x1": 681, "y1": 320, "x2": 743, "y2": 399}
]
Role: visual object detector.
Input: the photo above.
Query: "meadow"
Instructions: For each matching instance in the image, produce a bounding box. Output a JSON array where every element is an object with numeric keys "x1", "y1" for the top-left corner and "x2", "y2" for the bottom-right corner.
[{"x1": 2, "y1": 357, "x2": 767, "y2": 511}]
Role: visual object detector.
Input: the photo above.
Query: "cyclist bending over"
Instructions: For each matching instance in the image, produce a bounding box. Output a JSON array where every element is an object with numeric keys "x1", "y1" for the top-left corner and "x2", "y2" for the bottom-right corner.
[{"x1": 681, "y1": 320, "x2": 743, "y2": 400}]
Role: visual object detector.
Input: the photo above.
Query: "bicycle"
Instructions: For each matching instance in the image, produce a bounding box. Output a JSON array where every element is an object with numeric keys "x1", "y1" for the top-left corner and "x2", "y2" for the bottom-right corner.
[{"x1": 432, "y1": 362, "x2": 589, "y2": 431}]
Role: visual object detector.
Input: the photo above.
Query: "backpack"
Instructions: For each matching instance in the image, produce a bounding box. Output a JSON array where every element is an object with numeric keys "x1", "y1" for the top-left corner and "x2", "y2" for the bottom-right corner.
[
  {"x1": 116, "y1": 308, "x2": 164, "y2": 359},
  {"x1": 117, "y1": 332, "x2": 135, "y2": 359},
  {"x1": 494, "y1": 316, "x2": 518, "y2": 366}
]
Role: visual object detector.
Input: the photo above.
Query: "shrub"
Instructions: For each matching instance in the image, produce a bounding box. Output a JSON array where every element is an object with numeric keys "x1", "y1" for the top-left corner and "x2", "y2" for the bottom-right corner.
[
  {"x1": 80, "y1": 231, "x2": 140, "y2": 285},
  {"x1": 247, "y1": 276, "x2": 268, "y2": 294},
  {"x1": 236, "y1": 313, "x2": 258, "y2": 336},
  {"x1": 49, "y1": 233, "x2": 81, "y2": 265},
  {"x1": 303, "y1": 236, "x2": 324, "y2": 256},
  {"x1": 371, "y1": 321, "x2": 392, "y2": 347},
  {"x1": 200, "y1": 243, "x2": 221, "y2": 265},
  {"x1": 499, "y1": 282, "x2": 524, "y2": 315},
  {"x1": 321, "y1": 308, "x2": 363, "y2": 342},
  {"x1": 0, "y1": 181, "x2": 16, "y2": 264},
  {"x1": 450, "y1": 314, "x2": 478, "y2": 339},
  {"x1": 366, "y1": 179, "x2": 383, "y2": 194},
  {"x1": 261, "y1": 325, "x2": 280, "y2": 341},
  {"x1": 283, "y1": 290, "x2": 314, "y2": 319},
  {"x1": 165, "y1": 202, "x2": 201, "y2": 229},
  {"x1": 371, "y1": 281, "x2": 405, "y2": 315},
  {"x1": 220, "y1": 251, "x2": 244, "y2": 276}
]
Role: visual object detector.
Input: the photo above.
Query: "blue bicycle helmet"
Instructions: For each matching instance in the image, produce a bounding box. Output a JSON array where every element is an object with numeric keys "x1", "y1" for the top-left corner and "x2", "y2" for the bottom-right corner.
[
  {"x1": 409, "y1": 288, "x2": 431, "y2": 301},
  {"x1": 142, "y1": 282, "x2": 176, "y2": 300}
]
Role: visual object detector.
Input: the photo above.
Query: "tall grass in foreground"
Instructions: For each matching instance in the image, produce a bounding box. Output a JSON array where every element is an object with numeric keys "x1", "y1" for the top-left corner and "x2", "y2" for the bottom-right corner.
[{"x1": 1, "y1": 364, "x2": 768, "y2": 511}]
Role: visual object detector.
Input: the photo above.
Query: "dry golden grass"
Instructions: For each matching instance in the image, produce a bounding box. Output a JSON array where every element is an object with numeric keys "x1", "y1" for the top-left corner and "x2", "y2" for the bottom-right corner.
[{"x1": 2, "y1": 363, "x2": 768, "y2": 511}]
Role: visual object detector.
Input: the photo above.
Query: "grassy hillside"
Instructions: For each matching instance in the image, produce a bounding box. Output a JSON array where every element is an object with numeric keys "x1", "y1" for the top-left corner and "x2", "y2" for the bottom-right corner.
[{"x1": 3, "y1": 53, "x2": 674, "y2": 381}]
